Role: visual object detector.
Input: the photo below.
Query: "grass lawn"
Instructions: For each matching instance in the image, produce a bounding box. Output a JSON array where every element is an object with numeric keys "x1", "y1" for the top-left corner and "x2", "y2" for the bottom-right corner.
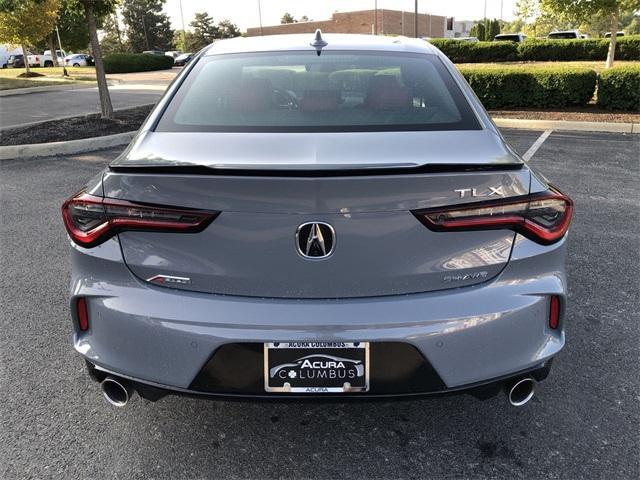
[
  {"x1": 455, "y1": 60, "x2": 640, "y2": 72},
  {"x1": 0, "y1": 67, "x2": 97, "y2": 90},
  {"x1": 0, "y1": 66, "x2": 96, "y2": 78}
]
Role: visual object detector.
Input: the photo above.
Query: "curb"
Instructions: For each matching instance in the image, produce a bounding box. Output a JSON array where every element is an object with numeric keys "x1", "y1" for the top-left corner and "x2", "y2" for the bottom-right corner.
[
  {"x1": 0, "y1": 79, "x2": 122, "y2": 97},
  {"x1": 0, "y1": 131, "x2": 136, "y2": 160},
  {"x1": 493, "y1": 117, "x2": 638, "y2": 134}
]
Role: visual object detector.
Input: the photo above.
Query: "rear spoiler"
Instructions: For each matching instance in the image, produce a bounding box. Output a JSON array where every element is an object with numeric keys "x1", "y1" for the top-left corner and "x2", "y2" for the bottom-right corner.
[{"x1": 108, "y1": 163, "x2": 524, "y2": 178}]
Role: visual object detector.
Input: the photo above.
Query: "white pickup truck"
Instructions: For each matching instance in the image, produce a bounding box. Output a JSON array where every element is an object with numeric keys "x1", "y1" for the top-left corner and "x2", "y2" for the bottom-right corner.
[{"x1": 27, "y1": 49, "x2": 66, "y2": 67}]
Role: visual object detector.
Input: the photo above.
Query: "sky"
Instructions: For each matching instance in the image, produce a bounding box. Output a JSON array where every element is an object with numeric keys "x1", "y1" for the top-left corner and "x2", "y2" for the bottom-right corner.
[{"x1": 164, "y1": 1, "x2": 519, "y2": 32}]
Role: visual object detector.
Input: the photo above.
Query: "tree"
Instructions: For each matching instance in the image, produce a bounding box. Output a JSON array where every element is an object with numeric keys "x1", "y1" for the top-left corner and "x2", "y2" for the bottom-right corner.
[
  {"x1": 183, "y1": 15, "x2": 241, "y2": 52},
  {"x1": 189, "y1": 11, "x2": 218, "y2": 50},
  {"x1": 300, "y1": 15, "x2": 310, "y2": 22},
  {"x1": 579, "y1": 9, "x2": 640, "y2": 36},
  {"x1": 485, "y1": 18, "x2": 501, "y2": 39},
  {"x1": 542, "y1": 0, "x2": 640, "y2": 67},
  {"x1": 470, "y1": 22, "x2": 486, "y2": 40},
  {"x1": 56, "y1": 0, "x2": 90, "y2": 52},
  {"x1": 281, "y1": 12, "x2": 296, "y2": 24},
  {"x1": 75, "y1": 0, "x2": 118, "y2": 119},
  {"x1": 217, "y1": 20, "x2": 241, "y2": 39},
  {"x1": 0, "y1": 0, "x2": 60, "y2": 75},
  {"x1": 100, "y1": 13, "x2": 126, "y2": 54},
  {"x1": 121, "y1": 0, "x2": 174, "y2": 52}
]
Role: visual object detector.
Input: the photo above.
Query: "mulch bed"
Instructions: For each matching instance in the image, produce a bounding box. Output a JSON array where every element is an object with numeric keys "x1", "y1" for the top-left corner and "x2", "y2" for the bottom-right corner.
[
  {"x1": 490, "y1": 106, "x2": 640, "y2": 124},
  {"x1": 0, "y1": 105, "x2": 153, "y2": 146}
]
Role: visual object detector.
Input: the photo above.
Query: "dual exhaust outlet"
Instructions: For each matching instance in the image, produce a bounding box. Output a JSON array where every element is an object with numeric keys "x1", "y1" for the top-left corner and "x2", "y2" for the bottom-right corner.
[
  {"x1": 99, "y1": 375, "x2": 537, "y2": 408},
  {"x1": 505, "y1": 377, "x2": 536, "y2": 407},
  {"x1": 100, "y1": 376, "x2": 134, "y2": 407}
]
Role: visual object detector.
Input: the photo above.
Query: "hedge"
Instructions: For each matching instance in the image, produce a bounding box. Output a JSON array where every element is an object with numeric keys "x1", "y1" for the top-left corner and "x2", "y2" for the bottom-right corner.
[
  {"x1": 458, "y1": 66, "x2": 598, "y2": 109},
  {"x1": 429, "y1": 35, "x2": 640, "y2": 63},
  {"x1": 428, "y1": 39, "x2": 518, "y2": 63},
  {"x1": 103, "y1": 53, "x2": 174, "y2": 74},
  {"x1": 597, "y1": 65, "x2": 640, "y2": 110}
]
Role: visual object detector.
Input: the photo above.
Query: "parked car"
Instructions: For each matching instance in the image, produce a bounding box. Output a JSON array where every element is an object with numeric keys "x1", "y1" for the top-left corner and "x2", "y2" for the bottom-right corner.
[
  {"x1": 547, "y1": 30, "x2": 582, "y2": 39},
  {"x1": 451, "y1": 36, "x2": 479, "y2": 42},
  {"x1": 27, "y1": 49, "x2": 66, "y2": 67},
  {"x1": 494, "y1": 33, "x2": 527, "y2": 42},
  {"x1": 1, "y1": 44, "x2": 22, "y2": 68},
  {"x1": 64, "y1": 54, "x2": 94, "y2": 67},
  {"x1": 7, "y1": 54, "x2": 26, "y2": 68},
  {"x1": 142, "y1": 50, "x2": 165, "y2": 56},
  {"x1": 173, "y1": 52, "x2": 193, "y2": 66},
  {"x1": 604, "y1": 31, "x2": 625, "y2": 38},
  {"x1": 62, "y1": 33, "x2": 573, "y2": 408},
  {"x1": 165, "y1": 50, "x2": 182, "y2": 59}
]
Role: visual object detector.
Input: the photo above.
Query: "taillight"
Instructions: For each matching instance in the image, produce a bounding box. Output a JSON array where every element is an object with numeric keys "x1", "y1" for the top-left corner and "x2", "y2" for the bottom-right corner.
[
  {"x1": 549, "y1": 296, "x2": 560, "y2": 329},
  {"x1": 412, "y1": 187, "x2": 573, "y2": 245},
  {"x1": 62, "y1": 191, "x2": 218, "y2": 248},
  {"x1": 76, "y1": 297, "x2": 89, "y2": 331}
]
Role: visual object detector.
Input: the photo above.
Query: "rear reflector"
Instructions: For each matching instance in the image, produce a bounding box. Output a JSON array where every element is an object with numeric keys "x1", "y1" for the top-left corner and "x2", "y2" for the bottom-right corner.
[
  {"x1": 412, "y1": 186, "x2": 573, "y2": 245},
  {"x1": 549, "y1": 296, "x2": 560, "y2": 329},
  {"x1": 62, "y1": 191, "x2": 218, "y2": 248},
  {"x1": 76, "y1": 297, "x2": 89, "y2": 331}
]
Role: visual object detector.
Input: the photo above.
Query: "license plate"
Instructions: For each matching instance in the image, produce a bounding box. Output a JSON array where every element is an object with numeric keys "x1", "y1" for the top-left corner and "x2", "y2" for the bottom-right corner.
[{"x1": 264, "y1": 342, "x2": 369, "y2": 393}]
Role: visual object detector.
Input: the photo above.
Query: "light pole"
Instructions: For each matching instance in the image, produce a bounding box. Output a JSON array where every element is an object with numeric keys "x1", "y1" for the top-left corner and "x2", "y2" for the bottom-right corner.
[
  {"x1": 257, "y1": 0, "x2": 264, "y2": 36},
  {"x1": 374, "y1": 0, "x2": 378, "y2": 35},
  {"x1": 178, "y1": 0, "x2": 186, "y2": 51},
  {"x1": 414, "y1": 0, "x2": 418, "y2": 38},
  {"x1": 55, "y1": 25, "x2": 68, "y2": 77}
]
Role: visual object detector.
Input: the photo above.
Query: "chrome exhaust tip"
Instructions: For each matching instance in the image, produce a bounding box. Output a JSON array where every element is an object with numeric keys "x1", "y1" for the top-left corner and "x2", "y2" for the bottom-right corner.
[
  {"x1": 507, "y1": 377, "x2": 536, "y2": 407},
  {"x1": 101, "y1": 377, "x2": 133, "y2": 407}
]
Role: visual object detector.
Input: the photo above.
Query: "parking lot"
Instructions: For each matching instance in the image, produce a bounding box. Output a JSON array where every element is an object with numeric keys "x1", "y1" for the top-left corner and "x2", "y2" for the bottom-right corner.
[
  {"x1": 0, "y1": 85, "x2": 165, "y2": 129},
  {"x1": 1, "y1": 129, "x2": 638, "y2": 479}
]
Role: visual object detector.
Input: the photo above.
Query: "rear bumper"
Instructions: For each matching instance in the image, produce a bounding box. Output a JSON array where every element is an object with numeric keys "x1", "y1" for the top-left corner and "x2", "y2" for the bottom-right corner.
[
  {"x1": 70, "y1": 234, "x2": 567, "y2": 395},
  {"x1": 85, "y1": 357, "x2": 554, "y2": 402}
]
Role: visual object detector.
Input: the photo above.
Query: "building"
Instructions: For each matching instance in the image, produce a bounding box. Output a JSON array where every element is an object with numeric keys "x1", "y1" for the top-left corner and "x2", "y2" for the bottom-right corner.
[
  {"x1": 247, "y1": 9, "x2": 447, "y2": 38},
  {"x1": 445, "y1": 20, "x2": 477, "y2": 38}
]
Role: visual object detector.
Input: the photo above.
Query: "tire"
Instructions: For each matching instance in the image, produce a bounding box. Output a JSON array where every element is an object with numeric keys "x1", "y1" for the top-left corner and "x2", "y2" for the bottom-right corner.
[
  {"x1": 73, "y1": 63, "x2": 80, "y2": 67},
  {"x1": 44, "y1": 60, "x2": 53, "y2": 67}
]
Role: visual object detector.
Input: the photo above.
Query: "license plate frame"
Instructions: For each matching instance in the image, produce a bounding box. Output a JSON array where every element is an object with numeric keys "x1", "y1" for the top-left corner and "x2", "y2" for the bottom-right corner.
[{"x1": 264, "y1": 342, "x2": 370, "y2": 393}]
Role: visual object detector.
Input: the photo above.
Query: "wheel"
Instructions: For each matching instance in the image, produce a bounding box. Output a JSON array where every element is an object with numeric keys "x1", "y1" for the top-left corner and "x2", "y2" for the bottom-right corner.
[
  {"x1": 44, "y1": 60, "x2": 53, "y2": 67},
  {"x1": 73, "y1": 63, "x2": 80, "y2": 67}
]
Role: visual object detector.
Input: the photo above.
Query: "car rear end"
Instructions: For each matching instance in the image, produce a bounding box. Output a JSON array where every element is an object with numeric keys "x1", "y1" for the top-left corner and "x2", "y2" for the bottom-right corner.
[{"x1": 62, "y1": 34, "x2": 572, "y2": 405}]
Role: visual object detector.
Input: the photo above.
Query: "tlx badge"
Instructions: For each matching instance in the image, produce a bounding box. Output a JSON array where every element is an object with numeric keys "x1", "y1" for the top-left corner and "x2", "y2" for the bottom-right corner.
[{"x1": 454, "y1": 186, "x2": 504, "y2": 198}]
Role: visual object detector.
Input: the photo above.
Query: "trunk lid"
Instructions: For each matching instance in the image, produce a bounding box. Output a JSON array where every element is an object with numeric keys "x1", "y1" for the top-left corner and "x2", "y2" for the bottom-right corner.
[{"x1": 105, "y1": 130, "x2": 528, "y2": 298}]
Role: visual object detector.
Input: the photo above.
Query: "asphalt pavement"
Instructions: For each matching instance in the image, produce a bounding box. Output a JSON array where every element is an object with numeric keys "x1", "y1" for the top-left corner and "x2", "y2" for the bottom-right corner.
[
  {"x1": 0, "y1": 129, "x2": 638, "y2": 479},
  {"x1": 0, "y1": 85, "x2": 165, "y2": 129}
]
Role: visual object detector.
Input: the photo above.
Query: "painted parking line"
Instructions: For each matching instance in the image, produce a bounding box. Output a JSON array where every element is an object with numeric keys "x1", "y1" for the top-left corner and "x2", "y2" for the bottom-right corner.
[{"x1": 522, "y1": 129, "x2": 553, "y2": 161}]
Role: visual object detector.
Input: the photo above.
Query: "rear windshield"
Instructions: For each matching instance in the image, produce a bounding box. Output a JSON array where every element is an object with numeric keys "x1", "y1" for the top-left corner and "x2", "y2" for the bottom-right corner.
[
  {"x1": 156, "y1": 51, "x2": 481, "y2": 132},
  {"x1": 548, "y1": 32, "x2": 578, "y2": 39},
  {"x1": 494, "y1": 35, "x2": 521, "y2": 41}
]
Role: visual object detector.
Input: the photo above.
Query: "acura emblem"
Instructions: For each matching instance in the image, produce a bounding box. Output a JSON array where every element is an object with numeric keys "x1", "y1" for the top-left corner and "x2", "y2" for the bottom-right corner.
[{"x1": 296, "y1": 222, "x2": 335, "y2": 259}]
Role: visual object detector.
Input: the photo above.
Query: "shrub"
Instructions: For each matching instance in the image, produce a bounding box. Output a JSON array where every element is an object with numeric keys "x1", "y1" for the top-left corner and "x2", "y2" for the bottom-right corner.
[
  {"x1": 429, "y1": 39, "x2": 518, "y2": 63},
  {"x1": 458, "y1": 66, "x2": 597, "y2": 109},
  {"x1": 616, "y1": 35, "x2": 640, "y2": 61},
  {"x1": 516, "y1": 39, "x2": 607, "y2": 61},
  {"x1": 597, "y1": 65, "x2": 640, "y2": 110},
  {"x1": 103, "y1": 53, "x2": 174, "y2": 74},
  {"x1": 428, "y1": 35, "x2": 640, "y2": 63}
]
